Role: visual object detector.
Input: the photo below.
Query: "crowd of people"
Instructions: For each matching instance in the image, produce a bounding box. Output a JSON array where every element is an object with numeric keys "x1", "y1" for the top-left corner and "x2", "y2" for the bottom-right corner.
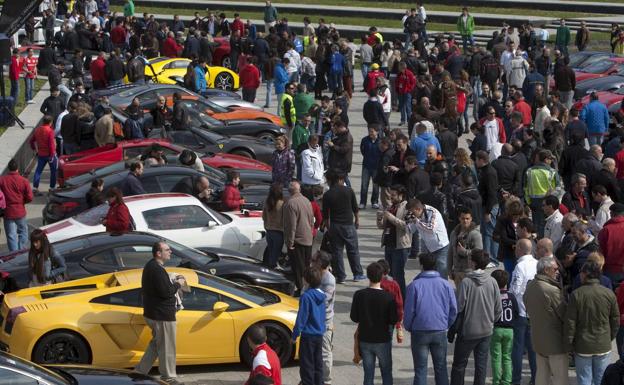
[{"x1": 4, "y1": 1, "x2": 624, "y2": 385}]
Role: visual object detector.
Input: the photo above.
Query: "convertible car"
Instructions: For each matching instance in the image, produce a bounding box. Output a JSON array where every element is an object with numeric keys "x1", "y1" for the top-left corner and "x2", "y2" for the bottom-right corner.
[{"x1": 0, "y1": 268, "x2": 298, "y2": 367}]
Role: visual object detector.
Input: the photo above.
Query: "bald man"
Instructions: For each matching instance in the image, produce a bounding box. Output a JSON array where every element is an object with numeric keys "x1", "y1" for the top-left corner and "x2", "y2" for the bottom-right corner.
[
  {"x1": 592, "y1": 157, "x2": 622, "y2": 202},
  {"x1": 535, "y1": 238, "x2": 554, "y2": 259},
  {"x1": 510, "y1": 238, "x2": 538, "y2": 385}
]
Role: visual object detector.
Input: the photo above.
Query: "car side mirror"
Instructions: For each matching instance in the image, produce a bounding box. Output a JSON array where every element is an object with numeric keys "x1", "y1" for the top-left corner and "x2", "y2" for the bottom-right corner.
[
  {"x1": 212, "y1": 301, "x2": 229, "y2": 314},
  {"x1": 207, "y1": 220, "x2": 217, "y2": 228}
]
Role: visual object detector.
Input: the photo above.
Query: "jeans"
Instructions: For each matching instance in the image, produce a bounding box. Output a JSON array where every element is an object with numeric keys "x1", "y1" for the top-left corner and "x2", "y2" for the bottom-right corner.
[
  {"x1": 58, "y1": 84, "x2": 72, "y2": 107},
  {"x1": 490, "y1": 327, "x2": 513, "y2": 385},
  {"x1": 482, "y1": 205, "x2": 499, "y2": 264},
  {"x1": 398, "y1": 93, "x2": 412, "y2": 124},
  {"x1": 529, "y1": 198, "x2": 546, "y2": 238},
  {"x1": 329, "y1": 223, "x2": 363, "y2": 281},
  {"x1": 450, "y1": 336, "x2": 491, "y2": 385},
  {"x1": 33, "y1": 155, "x2": 57, "y2": 189},
  {"x1": 512, "y1": 316, "x2": 536, "y2": 385},
  {"x1": 461, "y1": 35, "x2": 474, "y2": 52},
  {"x1": 276, "y1": 92, "x2": 283, "y2": 115},
  {"x1": 588, "y1": 135, "x2": 604, "y2": 146},
  {"x1": 361, "y1": 63, "x2": 370, "y2": 89},
  {"x1": 300, "y1": 334, "x2": 324, "y2": 385},
  {"x1": 559, "y1": 90, "x2": 574, "y2": 110},
  {"x1": 430, "y1": 244, "x2": 449, "y2": 279},
  {"x1": 4, "y1": 216, "x2": 29, "y2": 252},
  {"x1": 328, "y1": 72, "x2": 342, "y2": 93},
  {"x1": 471, "y1": 76, "x2": 482, "y2": 122},
  {"x1": 10, "y1": 78, "x2": 18, "y2": 101},
  {"x1": 24, "y1": 77, "x2": 34, "y2": 102},
  {"x1": 618, "y1": 326, "x2": 624, "y2": 360},
  {"x1": 263, "y1": 230, "x2": 283, "y2": 268},
  {"x1": 384, "y1": 248, "x2": 409, "y2": 297},
  {"x1": 265, "y1": 80, "x2": 274, "y2": 107},
  {"x1": 301, "y1": 73, "x2": 316, "y2": 93},
  {"x1": 289, "y1": 71, "x2": 300, "y2": 83},
  {"x1": 359, "y1": 341, "x2": 393, "y2": 385},
  {"x1": 574, "y1": 353, "x2": 610, "y2": 385},
  {"x1": 410, "y1": 330, "x2": 449, "y2": 385},
  {"x1": 360, "y1": 167, "x2": 379, "y2": 206}
]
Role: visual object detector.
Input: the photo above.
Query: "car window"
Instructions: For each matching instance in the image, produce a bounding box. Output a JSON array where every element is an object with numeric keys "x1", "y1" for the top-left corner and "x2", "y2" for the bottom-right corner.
[
  {"x1": 220, "y1": 295, "x2": 249, "y2": 311},
  {"x1": 143, "y1": 205, "x2": 213, "y2": 230},
  {"x1": 74, "y1": 203, "x2": 109, "y2": 226},
  {"x1": 615, "y1": 65, "x2": 624, "y2": 76},
  {"x1": 197, "y1": 271, "x2": 278, "y2": 306},
  {"x1": 85, "y1": 249, "x2": 120, "y2": 266},
  {"x1": 165, "y1": 60, "x2": 190, "y2": 69},
  {"x1": 157, "y1": 174, "x2": 189, "y2": 192},
  {"x1": 137, "y1": 90, "x2": 158, "y2": 105},
  {"x1": 182, "y1": 286, "x2": 219, "y2": 311},
  {"x1": 171, "y1": 131, "x2": 201, "y2": 147},
  {"x1": 140, "y1": 175, "x2": 161, "y2": 192},
  {"x1": 91, "y1": 288, "x2": 142, "y2": 307},
  {"x1": 123, "y1": 147, "x2": 145, "y2": 160},
  {"x1": 0, "y1": 368, "x2": 57, "y2": 385}
]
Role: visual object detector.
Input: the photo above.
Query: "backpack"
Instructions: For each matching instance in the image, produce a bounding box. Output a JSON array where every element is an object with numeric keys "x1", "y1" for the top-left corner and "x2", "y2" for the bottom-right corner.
[
  {"x1": 124, "y1": 118, "x2": 144, "y2": 140},
  {"x1": 294, "y1": 37, "x2": 303, "y2": 54}
]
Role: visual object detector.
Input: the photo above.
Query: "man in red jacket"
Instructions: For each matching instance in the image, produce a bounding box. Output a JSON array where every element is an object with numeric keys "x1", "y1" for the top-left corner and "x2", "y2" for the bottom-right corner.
[
  {"x1": 512, "y1": 90, "x2": 532, "y2": 126},
  {"x1": 9, "y1": 48, "x2": 20, "y2": 101},
  {"x1": 396, "y1": 62, "x2": 416, "y2": 126},
  {"x1": 91, "y1": 51, "x2": 107, "y2": 89},
  {"x1": 29, "y1": 116, "x2": 57, "y2": 195},
  {"x1": 244, "y1": 325, "x2": 282, "y2": 385},
  {"x1": 110, "y1": 21, "x2": 127, "y2": 50},
  {"x1": 598, "y1": 202, "x2": 624, "y2": 286},
  {"x1": 240, "y1": 57, "x2": 261, "y2": 103},
  {"x1": 0, "y1": 159, "x2": 33, "y2": 251},
  {"x1": 162, "y1": 32, "x2": 181, "y2": 58}
]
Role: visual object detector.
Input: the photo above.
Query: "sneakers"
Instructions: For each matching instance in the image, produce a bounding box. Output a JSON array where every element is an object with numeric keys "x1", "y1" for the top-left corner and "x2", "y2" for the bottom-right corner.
[
  {"x1": 33, "y1": 189, "x2": 43, "y2": 197},
  {"x1": 371, "y1": 203, "x2": 380, "y2": 209},
  {"x1": 27, "y1": 100, "x2": 36, "y2": 104},
  {"x1": 353, "y1": 274, "x2": 367, "y2": 282},
  {"x1": 162, "y1": 378, "x2": 185, "y2": 385},
  {"x1": 358, "y1": 204, "x2": 366, "y2": 209}
]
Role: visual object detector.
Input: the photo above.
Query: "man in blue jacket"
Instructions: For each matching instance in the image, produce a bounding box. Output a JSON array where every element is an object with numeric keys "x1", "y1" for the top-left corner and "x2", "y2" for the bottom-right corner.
[
  {"x1": 581, "y1": 92, "x2": 610, "y2": 146},
  {"x1": 274, "y1": 58, "x2": 289, "y2": 115},
  {"x1": 194, "y1": 59, "x2": 207, "y2": 96},
  {"x1": 404, "y1": 252, "x2": 457, "y2": 385},
  {"x1": 410, "y1": 122, "x2": 441, "y2": 166}
]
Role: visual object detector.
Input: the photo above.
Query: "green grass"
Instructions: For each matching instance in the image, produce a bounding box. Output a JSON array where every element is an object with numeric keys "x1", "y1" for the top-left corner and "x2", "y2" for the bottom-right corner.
[
  {"x1": 114, "y1": 5, "x2": 492, "y2": 30},
  {"x1": 0, "y1": 78, "x2": 47, "y2": 135}
]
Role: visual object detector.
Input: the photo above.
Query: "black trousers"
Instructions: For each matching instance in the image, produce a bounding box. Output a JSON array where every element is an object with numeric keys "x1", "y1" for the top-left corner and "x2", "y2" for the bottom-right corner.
[
  {"x1": 289, "y1": 243, "x2": 312, "y2": 290},
  {"x1": 299, "y1": 334, "x2": 323, "y2": 385},
  {"x1": 450, "y1": 335, "x2": 491, "y2": 385},
  {"x1": 242, "y1": 88, "x2": 256, "y2": 103}
]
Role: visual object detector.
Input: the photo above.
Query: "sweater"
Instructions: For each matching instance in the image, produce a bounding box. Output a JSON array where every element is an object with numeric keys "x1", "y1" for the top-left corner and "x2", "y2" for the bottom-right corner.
[
  {"x1": 142, "y1": 258, "x2": 181, "y2": 322},
  {"x1": 293, "y1": 287, "x2": 326, "y2": 338},
  {"x1": 350, "y1": 287, "x2": 398, "y2": 343},
  {"x1": 282, "y1": 192, "x2": 314, "y2": 247},
  {"x1": 30, "y1": 124, "x2": 56, "y2": 157},
  {"x1": 322, "y1": 185, "x2": 357, "y2": 226},
  {"x1": 262, "y1": 200, "x2": 284, "y2": 231},
  {"x1": 404, "y1": 271, "x2": 457, "y2": 332},
  {"x1": 0, "y1": 171, "x2": 33, "y2": 219}
]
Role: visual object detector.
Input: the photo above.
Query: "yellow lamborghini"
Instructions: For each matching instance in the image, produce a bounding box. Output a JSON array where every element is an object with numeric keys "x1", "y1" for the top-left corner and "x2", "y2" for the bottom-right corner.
[
  {"x1": 0, "y1": 268, "x2": 298, "y2": 368},
  {"x1": 144, "y1": 57, "x2": 240, "y2": 90}
]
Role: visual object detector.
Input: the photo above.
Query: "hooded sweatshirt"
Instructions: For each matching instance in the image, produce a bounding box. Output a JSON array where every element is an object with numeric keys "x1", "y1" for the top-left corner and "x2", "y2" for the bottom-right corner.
[
  {"x1": 293, "y1": 287, "x2": 326, "y2": 338},
  {"x1": 457, "y1": 269, "x2": 502, "y2": 340}
]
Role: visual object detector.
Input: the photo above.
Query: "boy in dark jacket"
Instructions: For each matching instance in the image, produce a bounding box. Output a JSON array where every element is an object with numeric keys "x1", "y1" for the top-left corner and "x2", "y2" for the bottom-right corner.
[{"x1": 293, "y1": 266, "x2": 326, "y2": 385}]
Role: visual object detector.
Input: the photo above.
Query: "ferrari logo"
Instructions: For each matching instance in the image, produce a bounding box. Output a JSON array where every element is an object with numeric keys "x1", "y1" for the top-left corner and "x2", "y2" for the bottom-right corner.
[
  {"x1": 218, "y1": 144, "x2": 224, "y2": 149},
  {"x1": 209, "y1": 269, "x2": 217, "y2": 275}
]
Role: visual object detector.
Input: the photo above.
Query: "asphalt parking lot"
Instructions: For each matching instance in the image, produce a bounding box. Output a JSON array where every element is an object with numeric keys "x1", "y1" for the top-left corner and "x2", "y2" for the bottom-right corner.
[{"x1": 0, "y1": 73, "x2": 602, "y2": 385}]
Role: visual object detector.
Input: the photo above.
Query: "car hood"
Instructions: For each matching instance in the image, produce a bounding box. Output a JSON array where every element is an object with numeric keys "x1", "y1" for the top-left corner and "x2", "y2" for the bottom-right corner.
[
  {"x1": 229, "y1": 134, "x2": 274, "y2": 146},
  {"x1": 47, "y1": 366, "x2": 165, "y2": 384},
  {"x1": 210, "y1": 98, "x2": 261, "y2": 110},
  {"x1": 238, "y1": 169, "x2": 273, "y2": 184},
  {"x1": 222, "y1": 119, "x2": 279, "y2": 128}
]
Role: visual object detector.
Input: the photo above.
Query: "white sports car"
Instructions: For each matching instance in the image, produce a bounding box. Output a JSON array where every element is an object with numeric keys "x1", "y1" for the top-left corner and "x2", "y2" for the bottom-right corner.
[{"x1": 40, "y1": 193, "x2": 267, "y2": 259}]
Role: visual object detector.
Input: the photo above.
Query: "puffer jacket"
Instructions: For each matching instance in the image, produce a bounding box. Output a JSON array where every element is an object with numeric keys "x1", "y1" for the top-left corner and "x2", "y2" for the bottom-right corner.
[
  {"x1": 581, "y1": 100, "x2": 610, "y2": 136},
  {"x1": 377, "y1": 200, "x2": 412, "y2": 249}
]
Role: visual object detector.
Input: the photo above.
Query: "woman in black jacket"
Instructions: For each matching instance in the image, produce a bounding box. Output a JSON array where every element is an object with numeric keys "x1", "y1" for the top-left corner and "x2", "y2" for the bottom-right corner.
[{"x1": 493, "y1": 199, "x2": 525, "y2": 274}]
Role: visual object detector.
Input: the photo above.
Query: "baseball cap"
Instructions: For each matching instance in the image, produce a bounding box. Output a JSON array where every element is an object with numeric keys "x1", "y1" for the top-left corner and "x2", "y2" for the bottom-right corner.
[{"x1": 371, "y1": 63, "x2": 380, "y2": 70}]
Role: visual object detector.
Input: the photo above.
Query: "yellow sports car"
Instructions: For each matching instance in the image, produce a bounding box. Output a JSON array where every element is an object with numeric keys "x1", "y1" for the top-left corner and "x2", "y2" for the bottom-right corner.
[
  {"x1": 145, "y1": 57, "x2": 240, "y2": 90},
  {"x1": 0, "y1": 268, "x2": 298, "y2": 368}
]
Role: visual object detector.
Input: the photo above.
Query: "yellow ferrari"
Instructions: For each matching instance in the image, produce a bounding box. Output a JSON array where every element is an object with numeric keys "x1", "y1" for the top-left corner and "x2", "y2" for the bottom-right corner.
[
  {"x1": 0, "y1": 268, "x2": 298, "y2": 368},
  {"x1": 145, "y1": 57, "x2": 240, "y2": 90}
]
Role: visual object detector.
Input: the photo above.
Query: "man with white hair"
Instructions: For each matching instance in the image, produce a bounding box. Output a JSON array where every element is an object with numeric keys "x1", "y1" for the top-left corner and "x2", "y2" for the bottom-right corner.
[{"x1": 524, "y1": 256, "x2": 568, "y2": 385}]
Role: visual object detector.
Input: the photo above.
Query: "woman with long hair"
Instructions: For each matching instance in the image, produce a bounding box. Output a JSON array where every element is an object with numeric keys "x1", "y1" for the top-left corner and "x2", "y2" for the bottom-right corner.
[
  {"x1": 102, "y1": 187, "x2": 130, "y2": 234},
  {"x1": 456, "y1": 70, "x2": 472, "y2": 135},
  {"x1": 262, "y1": 183, "x2": 285, "y2": 268},
  {"x1": 271, "y1": 135, "x2": 296, "y2": 185},
  {"x1": 28, "y1": 229, "x2": 66, "y2": 287},
  {"x1": 493, "y1": 198, "x2": 525, "y2": 273},
  {"x1": 86, "y1": 178, "x2": 105, "y2": 208}
]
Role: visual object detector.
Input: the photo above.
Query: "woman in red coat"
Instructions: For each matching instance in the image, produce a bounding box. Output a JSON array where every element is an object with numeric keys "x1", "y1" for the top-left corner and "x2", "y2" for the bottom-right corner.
[
  {"x1": 221, "y1": 171, "x2": 245, "y2": 211},
  {"x1": 103, "y1": 187, "x2": 130, "y2": 234}
]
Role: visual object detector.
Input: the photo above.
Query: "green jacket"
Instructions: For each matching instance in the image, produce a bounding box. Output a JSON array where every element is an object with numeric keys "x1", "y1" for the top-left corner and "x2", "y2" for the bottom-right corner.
[
  {"x1": 123, "y1": 1, "x2": 135, "y2": 17},
  {"x1": 291, "y1": 122, "x2": 310, "y2": 151},
  {"x1": 456, "y1": 14, "x2": 475, "y2": 37},
  {"x1": 524, "y1": 163, "x2": 561, "y2": 203},
  {"x1": 524, "y1": 274, "x2": 567, "y2": 355},
  {"x1": 264, "y1": 5, "x2": 278, "y2": 23},
  {"x1": 564, "y1": 278, "x2": 619, "y2": 354},
  {"x1": 555, "y1": 26, "x2": 571, "y2": 47},
  {"x1": 293, "y1": 92, "x2": 315, "y2": 120}
]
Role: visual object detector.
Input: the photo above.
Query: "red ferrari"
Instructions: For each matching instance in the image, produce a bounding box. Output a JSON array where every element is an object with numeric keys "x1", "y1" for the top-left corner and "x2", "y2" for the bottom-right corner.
[
  {"x1": 573, "y1": 87, "x2": 624, "y2": 112},
  {"x1": 574, "y1": 58, "x2": 624, "y2": 83},
  {"x1": 57, "y1": 139, "x2": 271, "y2": 187}
]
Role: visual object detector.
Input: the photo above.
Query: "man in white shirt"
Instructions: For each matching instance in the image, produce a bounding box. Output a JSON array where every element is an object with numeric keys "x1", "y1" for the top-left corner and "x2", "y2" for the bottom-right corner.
[
  {"x1": 590, "y1": 185, "x2": 613, "y2": 234},
  {"x1": 406, "y1": 199, "x2": 450, "y2": 278},
  {"x1": 284, "y1": 43, "x2": 301, "y2": 83},
  {"x1": 301, "y1": 135, "x2": 324, "y2": 188},
  {"x1": 542, "y1": 195, "x2": 564, "y2": 250},
  {"x1": 510, "y1": 239, "x2": 538, "y2": 385}
]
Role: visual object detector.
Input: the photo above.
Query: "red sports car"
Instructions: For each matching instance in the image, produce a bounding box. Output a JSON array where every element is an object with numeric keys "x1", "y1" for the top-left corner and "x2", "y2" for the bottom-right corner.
[
  {"x1": 212, "y1": 37, "x2": 231, "y2": 68},
  {"x1": 574, "y1": 58, "x2": 624, "y2": 83},
  {"x1": 573, "y1": 87, "x2": 624, "y2": 112},
  {"x1": 57, "y1": 139, "x2": 271, "y2": 187}
]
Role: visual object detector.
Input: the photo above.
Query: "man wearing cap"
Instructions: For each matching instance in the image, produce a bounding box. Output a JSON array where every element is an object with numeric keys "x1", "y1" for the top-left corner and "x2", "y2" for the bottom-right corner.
[
  {"x1": 581, "y1": 91, "x2": 610, "y2": 146},
  {"x1": 365, "y1": 63, "x2": 384, "y2": 94},
  {"x1": 598, "y1": 202, "x2": 624, "y2": 286},
  {"x1": 524, "y1": 149, "x2": 562, "y2": 238}
]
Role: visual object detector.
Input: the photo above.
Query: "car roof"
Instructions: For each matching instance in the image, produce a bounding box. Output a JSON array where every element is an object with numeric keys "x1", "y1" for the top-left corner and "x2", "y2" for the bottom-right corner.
[{"x1": 122, "y1": 192, "x2": 201, "y2": 208}]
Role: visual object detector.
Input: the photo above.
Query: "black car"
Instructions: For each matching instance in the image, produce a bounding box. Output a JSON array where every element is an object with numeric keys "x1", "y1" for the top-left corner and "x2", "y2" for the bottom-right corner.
[
  {"x1": 0, "y1": 350, "x2": 166, "y2": 384},
  {"x1": 0, "y1": 232, "x2": 293, "y2": 295},
  {"x1": 569, "y1": 51, "x2": 616, "y2": 71},
  {"x1": 574, "y1": 75, "x2": 624, "y2": 100},
  {"x1": 43, "y1": 166, "x2": 269, "y2": 223},
  {"x1": 90, "y1": 83, "x2": 240, "y2": 105},
  {"x1": 148, "y1": 126, "x2": 275, "y2": 164}
]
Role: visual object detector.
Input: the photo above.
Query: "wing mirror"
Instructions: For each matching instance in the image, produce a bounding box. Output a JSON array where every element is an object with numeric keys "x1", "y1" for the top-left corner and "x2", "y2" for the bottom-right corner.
[
  {"x1": 212, "y1": 301, "x2": 229, "y2": 314},
  {"x1": 206, "y1": 220, "x2": 217, "y2": 228}
]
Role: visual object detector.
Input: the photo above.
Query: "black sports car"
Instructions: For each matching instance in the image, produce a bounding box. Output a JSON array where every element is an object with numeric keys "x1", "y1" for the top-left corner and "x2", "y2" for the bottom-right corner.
[
  {"x1": 0, "y1": 232, "x2": 293, "y2": 295},
  {"x1": 148, "y1": 126, "x2": 275, "y2": 164},
  {"x1": 0, "y1": 350, "x2": 166, "y2": 384},
  {"x1": 569, "y1": 51, "x2": 616, "y2": 71},
  {"x1": 43, "y1": 165, "x2": 269, "y2": 223},
  {"x1": 89, "y1": 83, "x2": 240, "y2": 105},
  {"x1": 574, "y1": 75, "x2": 624, "y2": 100}
]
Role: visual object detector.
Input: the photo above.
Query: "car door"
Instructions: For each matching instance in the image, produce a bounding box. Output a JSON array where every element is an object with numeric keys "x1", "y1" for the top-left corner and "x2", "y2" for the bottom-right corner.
[
  {"x1": 174, "y1": 285, "x2": 236, "y2": 361},
  {"x1": 115, "y1": 244, "x2": 188, "y2": 269},
  {"x1": 140, "y1": 204, "x2": 239, "y2": 249},
  {"x1": 168, "y1": 130, "x2": 210, "y2": 152}
]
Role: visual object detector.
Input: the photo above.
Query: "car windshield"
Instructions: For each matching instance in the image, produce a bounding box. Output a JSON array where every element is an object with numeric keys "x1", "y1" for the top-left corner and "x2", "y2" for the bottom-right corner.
[
  {"x1": 199, "y1": 98, "x2": 229, "y2": 113},
  {"x1": 66, "y1": 162, "x2": 127, "y2": 186},
  {"x1": 202, "y1": 204, "x2": 231, "y2": 224},
  {"x1": 149, "y1": 57, "x2": 169, "y2": 65},
  {"x1": 168, "y1": 238, "x2": 212, "y2": 265},
  {"x1": 74, "y1": 203, "x2": 109, "y2": 226},
  {"x1": 196, "y1": 271, "x2": 279, "y2": 305},
  {"x1": 190, "y1": 109, "x2": 225, "y2": 127},
  {"x1": 0, "y1": 353, "x2": 69, "y2": 384},
  {"x1": 582, "y1": 60, "x2": 614, "y2": 74},
  {"x1": 116, "y1": 86, "x2": 149, "y2": 98},
  {"x1": 569, "y1": 52, "x2": 590, "y2": 68}
]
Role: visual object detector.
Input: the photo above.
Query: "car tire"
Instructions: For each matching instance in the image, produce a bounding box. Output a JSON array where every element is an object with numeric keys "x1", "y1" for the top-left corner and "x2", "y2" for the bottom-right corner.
[
  {"x1": 32, "y1": 331, "x2": 91, "y2": 364},
  {"x1": 240, "y1": 322, "x2": 293, "y2": 367},
  {"x1": 258, "y1": 131, "x2": 276, "y2": 144},
  {"x1": 221, "y1": 57, "x2": 231, "y2": 69},
  {"x1": 230, "y1": 149, "x2": 254, "y2": 159},
  {"x1": 214, "y1": 72, "x2": 234, "y2": 90}
]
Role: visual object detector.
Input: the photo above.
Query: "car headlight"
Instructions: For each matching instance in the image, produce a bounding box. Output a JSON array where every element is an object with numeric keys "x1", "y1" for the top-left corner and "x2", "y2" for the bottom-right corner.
[{"x1": 260, "y1": 268, "x2": 270, "y2": 273}]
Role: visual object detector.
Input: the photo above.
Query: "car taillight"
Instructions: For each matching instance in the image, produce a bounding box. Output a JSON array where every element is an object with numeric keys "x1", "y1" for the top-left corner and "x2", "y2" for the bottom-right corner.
[{"x1": 4, "y1": 306, "x2": 25, "y2": 334}]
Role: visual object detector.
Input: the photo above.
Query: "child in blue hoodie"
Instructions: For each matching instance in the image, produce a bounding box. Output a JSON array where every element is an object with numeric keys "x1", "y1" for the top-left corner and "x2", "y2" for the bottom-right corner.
[{"x1": 293, "y1": 266, "x2": 327, "y2": 385}]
